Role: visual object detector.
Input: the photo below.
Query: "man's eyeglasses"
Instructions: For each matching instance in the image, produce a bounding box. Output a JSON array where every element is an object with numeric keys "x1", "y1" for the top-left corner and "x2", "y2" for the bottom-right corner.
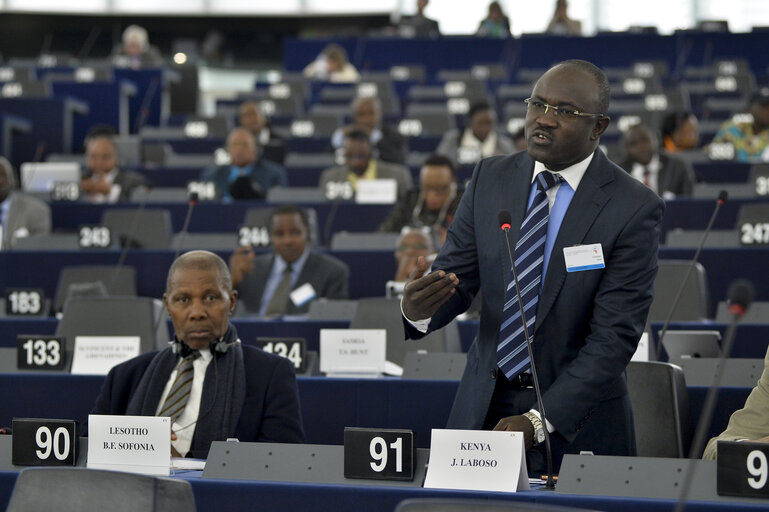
[{"x1": 524, "y1": 98, "x2": 605, "y2": 121}]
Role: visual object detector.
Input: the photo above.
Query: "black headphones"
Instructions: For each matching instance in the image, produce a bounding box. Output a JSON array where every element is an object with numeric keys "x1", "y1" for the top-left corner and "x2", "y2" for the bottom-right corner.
[{"x1": 169, "y1": 337, "x2": 238, "y2": 356}]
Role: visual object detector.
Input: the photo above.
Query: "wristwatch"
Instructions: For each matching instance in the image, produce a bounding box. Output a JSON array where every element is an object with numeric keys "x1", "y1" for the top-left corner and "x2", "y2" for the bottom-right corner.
[{"x1": 523, "y1": 411, "x2": 545, "y2": 445}]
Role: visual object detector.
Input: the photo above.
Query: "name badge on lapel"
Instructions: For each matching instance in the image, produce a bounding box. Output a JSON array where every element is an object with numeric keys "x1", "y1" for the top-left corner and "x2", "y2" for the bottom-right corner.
[{"x1": 563, "y1": 243, "x2": 605, "y2": 272}]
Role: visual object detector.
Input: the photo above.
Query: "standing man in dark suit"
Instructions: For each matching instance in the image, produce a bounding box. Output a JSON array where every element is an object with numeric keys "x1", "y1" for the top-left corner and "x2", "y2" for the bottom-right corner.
[
  {"x1": 230, "y1": 205, "x2": 349, "y2": 316},
  {"x1": 620, "y1": 122, "x2": 696, "y2": 199},
  {"x1": 402, "y1": 60, "x2": 664, "y2": 473},
  {"x1": 90, "y1": 250, "x2": 304, "y2": 458}
]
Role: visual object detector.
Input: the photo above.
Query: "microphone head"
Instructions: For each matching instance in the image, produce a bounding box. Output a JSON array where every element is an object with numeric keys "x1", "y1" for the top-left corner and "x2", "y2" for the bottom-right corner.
[
  {"x1": 717, "y1": 190, "x2": 728, "y2": 204},
  {"x1": 498, "y1": 210, "x2": 512, "y2": 231},
  {"x1": 188, "y1": 191, "x2": 199, "y2": 204},
  {"x1": 727, "y1": 279, "x2": 755, "y2": 317}
]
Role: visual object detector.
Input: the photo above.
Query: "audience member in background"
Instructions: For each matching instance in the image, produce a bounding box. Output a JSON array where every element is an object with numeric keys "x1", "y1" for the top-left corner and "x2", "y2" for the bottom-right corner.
[
  {"x1": 512, "y1": 126, "x2": 527, "y2": 152},
  {"x1": 703, "y1": 345, "x2": 769, "y2": 459},
  {"x1": 331, "y1": 97, "x2": 407, "y2": 165},
  {"x1": 379, "y1": 155, "x2": 461, "y2": 234},
  {"x1": 394, "y1": 228, "x2": 435, "y2": 282},
  {"x1": 477, "y1": 1, "x2": 511, "y2": 38},
  {"x1": 436, "y1": 101, "x2": 515, "y2": 166},
  {"x1": 661, "y1": 111, "x2": 700, "y2": 152},
  {"x1": 111, "y1": 24, "x2": 164, "y2": 69},
  {"x1": 303, "y1": 44, "x2": 360, "y2": 83},
  {"x1": 711, "y1": 89, "x2": 769, "y2": 162},
  {"x1": 319, "y1": 129, "x2": 413, "y2": 198},
  {"x1": 620, "y1": 123, "x2": 696, "y2": 199},
  {"x1": 82, "y1": 135, "x2": 147, "y2": 203},
  {"x1": 230, "y1": 206, "x2": 349, "y2": 316},
  {"x1": 0, "y1": 156, "x2": 51, "y2": 248},
  {"x1": 238, "y1": 101, "x2": 286, "y2": 165},
  {"x1": 90, "y1": 251, "x2": 304, "y2": 458},
  {"x1": 202, "y1": 128, "x2": 288, "y2": 201},
  {"x1": 398, "y1": 0, "x2": 441, "y2": 38},
  {"x1": 546, "y1": 0, "x2": 582, "y2": 36}
]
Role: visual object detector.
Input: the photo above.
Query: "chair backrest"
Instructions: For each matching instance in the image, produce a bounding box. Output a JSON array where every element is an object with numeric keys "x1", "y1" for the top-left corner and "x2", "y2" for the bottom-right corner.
[
  {"x1": 267, "y1": 186, "x2": 327, "y2": 203},
  {"x1": 171, "y1": 232, "x2": 239, "y2": 251},
  {"x1": 54, "y1": 265, "x2": 137, "y2": 312},
  {"x1": 307, "y1": 299, "x2": 359, "y2": 321},
  {"x1": 646, "y1": 260, "x2": 709, "y2": 322},
  {"x1": 330, "y1": 231, "x2": 400, "y2": 251},
  {"x1": 350, "y1": 297, "x2": 447, "y2": 367},
  {"x1": 7, "y1": 467, "x2": 196, "y2": 512},
  {"x1": 395, "y1": 498, "x2": 600, "y2": 512},
  {"x1": 626, "y1": 361, "x2": 690, "y2": 458},
  {"x1": 737, "y1": 203, "x2": 769, "y2": 227},
  {"x1": 101, "y1": 209, "x2": 173, "y2": 249},
  {"x1": 715, "y1": 300, "x2": 769, "y2": 324},
  {"x1": 56, "y1": 296, "x2": 169, "y2": 355}
]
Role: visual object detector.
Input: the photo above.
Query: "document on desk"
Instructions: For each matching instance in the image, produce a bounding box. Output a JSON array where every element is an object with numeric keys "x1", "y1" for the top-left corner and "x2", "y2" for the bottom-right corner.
[{"x1": 172, "y1": 458, "x2": 206, "y2": 471}]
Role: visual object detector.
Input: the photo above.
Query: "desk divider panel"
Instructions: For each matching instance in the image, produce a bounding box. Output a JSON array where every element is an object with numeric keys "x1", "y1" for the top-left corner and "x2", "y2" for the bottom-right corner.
[
  {"x1": 204, "y1": 442, "x2": 429, "y2": 487},
  {"x1": 557, "y1": 454, "x2": 762, "y2": 505}
]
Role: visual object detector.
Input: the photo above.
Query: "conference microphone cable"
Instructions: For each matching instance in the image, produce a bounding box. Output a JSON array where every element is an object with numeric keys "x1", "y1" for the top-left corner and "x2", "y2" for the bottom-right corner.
[
  {"x1": 673, "y1": 279, "x2": 755, "y2": 512},
  {"x1": 655, "y1": 190, "x2": 728, "y2": 361},
  {"x1": 499, "y1": 210, "x2": 555, "y2": 490}
]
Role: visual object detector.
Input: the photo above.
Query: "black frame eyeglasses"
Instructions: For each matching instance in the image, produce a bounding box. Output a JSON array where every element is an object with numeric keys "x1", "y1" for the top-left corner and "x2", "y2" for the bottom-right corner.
[{"x1": 523, "y1": 98, "x2": 605, "y2": 121}]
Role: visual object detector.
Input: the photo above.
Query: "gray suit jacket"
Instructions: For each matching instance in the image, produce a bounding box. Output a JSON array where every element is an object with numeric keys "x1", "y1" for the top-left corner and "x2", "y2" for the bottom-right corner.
[
  {"x1": 318, "y1": 160, "x2": 413, "y2": 199},
  {"x1": 405, "y1": 149, "x2": 664, "y2": 468},
  {"x1": 703, "y1": 345, "x2": 769, "y2": 459},
  {"x1": 2, "y1": 192, "x2": 51, "y2": 247},
  {"x1": 436, "y1": 129, "x2": 516, "y2": 166},
  {"x1": 237, "y1": 251, "x2": 350, "y2": 315},
  {"x1": 620, "y1": 153, "x2": 696, "y2": 197}
]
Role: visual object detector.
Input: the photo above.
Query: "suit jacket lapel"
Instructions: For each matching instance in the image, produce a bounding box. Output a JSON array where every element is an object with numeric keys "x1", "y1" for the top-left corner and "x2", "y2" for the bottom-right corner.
[
  {"x1": 535, "y1": 151, "x2": 612, "y2": 332},
  {"x1": 500, "y1": 156, "x2": 535, "y2": 293}
]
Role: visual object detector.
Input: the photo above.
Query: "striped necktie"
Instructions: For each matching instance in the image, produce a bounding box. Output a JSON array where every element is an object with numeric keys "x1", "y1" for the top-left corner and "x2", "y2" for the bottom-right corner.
[
  {"x1": 158, "y1": 351, "x2": 200, "y2": 423},
  {"x1": 265, "y1": 264, "x2": 293, "y2": 316},
  {"x1": 497, "y1": 171, "x2": 561, "y2": 380}
]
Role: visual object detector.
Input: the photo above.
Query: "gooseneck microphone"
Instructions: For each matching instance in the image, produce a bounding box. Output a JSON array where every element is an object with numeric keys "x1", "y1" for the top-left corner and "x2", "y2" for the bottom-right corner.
[
  {"x1": 674, "y1": 279, "x2": 755, "y2": 512},
  {"x1": 498, "y1": 210, "x2": 555, "y2": 490},
  {"x1": 655, "y1": 190, "x2": 728, "y2": 360}
]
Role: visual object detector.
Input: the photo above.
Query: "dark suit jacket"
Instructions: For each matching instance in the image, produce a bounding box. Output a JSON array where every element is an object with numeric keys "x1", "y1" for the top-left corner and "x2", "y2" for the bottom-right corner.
[
  {"x1": 237, "y1": 252, "x2": 350, "y2": 315},
  {"x1": 406, "y1": 149, "x2": 664, "y2": 469},
  {"x1": 377, "y1": 125, "x2": 408, "y2": 165},
  {"x1": 201, "y1": 158, "x2": 288, "y2": 200},
  {"x1": 90, "y1": 344, "x2": 304, "y2": 458},
  {"x1": 620, "y1": 153, "x2": 696, "y2": 197}
]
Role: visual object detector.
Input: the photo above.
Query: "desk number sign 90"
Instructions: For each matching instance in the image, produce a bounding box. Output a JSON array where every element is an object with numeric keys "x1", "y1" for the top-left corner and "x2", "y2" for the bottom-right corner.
[{"x1": 12, "y1": 418, "x2": 79, "y2": 466}]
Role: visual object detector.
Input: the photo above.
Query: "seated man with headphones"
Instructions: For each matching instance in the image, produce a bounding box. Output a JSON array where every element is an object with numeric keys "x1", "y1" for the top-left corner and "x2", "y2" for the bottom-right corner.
[
  {"x1": 90, "y1": 250, "x2": 304, "y2": 458},
  {"x1": 378, "y1": 154, "x2": 462, "y2": 240}
]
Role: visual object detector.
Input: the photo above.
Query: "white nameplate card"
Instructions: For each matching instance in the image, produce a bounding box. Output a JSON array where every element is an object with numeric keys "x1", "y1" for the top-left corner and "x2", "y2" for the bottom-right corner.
[
  {"x1": 631, "y1": 332, "x2": 650, "y2": 362},
  {"x1": 356, "y1": 179, "x2": 398, "y2": 204},
  {"x1": 423, "y1": 429, "x2": 530, "y2": 493},
  {"x1": 290, "y1": 283, "x2": 316, "y2": 307},
  {"x1": 87, "y1": 415, "x2": 171, "y2": 475},
  {"x1": 70, "y1": 336, "x2": 141, "y2": 375},
  {"x1": 320, "y1": 329, "x2": 386, "y2": 377},
  {"x1": 564, "y1": 243, "x2": 605, "y2": 272}
]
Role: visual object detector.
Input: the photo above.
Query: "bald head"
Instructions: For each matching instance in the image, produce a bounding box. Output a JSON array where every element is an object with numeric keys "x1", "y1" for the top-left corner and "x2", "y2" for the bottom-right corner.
[
  {"x1": 353, "y1": 96, "x2": 382, "y2": 133},
  {"x1": 238, "y1": 101, "x2": 266, "y2": 135},
  {"x1": 226, "y1": 127, "x2": 258, "y2": 167},
  {"x1": 166, "y1": 250, "x2": 232, "y2": 294}
]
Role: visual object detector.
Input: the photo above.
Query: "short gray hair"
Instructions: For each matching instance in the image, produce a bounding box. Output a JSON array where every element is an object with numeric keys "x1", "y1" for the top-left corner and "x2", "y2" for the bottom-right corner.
[{"x1": 166, "y1": 250, "x2": 232, "y2": 293}]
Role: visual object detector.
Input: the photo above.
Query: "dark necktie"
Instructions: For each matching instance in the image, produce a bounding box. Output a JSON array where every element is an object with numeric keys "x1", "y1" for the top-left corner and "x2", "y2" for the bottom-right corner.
[
  {"x1": 158, "y1": 351, "x2": 200, "y2": 424},
  {"x1": 265, "y1": 264, "x2": 293, "y2": 316},
  {"x1": 497, "y1": 171, "x2": 561, "y2": 380}
]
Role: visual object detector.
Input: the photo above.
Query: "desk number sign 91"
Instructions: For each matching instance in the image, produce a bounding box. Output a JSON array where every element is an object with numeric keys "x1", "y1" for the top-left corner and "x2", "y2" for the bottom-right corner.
[
  {"x1": 12, "y1": 418, "x2": 79, "y2": 466},
  {"x1": 343, "y1": 427, "x2": 415, "y2": 481}
]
